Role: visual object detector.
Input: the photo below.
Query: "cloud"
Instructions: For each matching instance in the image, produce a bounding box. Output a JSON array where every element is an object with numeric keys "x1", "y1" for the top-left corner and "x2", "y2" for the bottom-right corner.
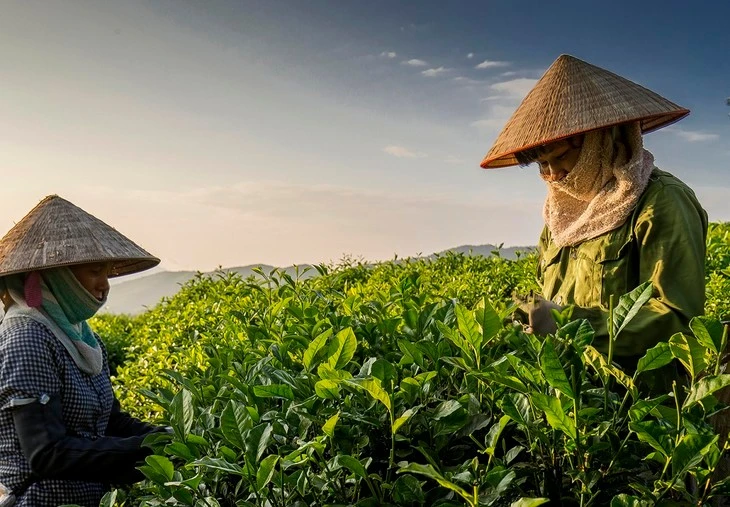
[
  {"x1": 470, "y1": 104, "x2": 520, "y2": 133},
  {"x1": 383, "y1": 145, "x2": 427, "y2": 158},
  {"x1": 380, "y1": 51, "x2": 397, "y2": 58},
  {"x1": 402, "y1": 58, "x2": 428, "y2": 67},
  {"x1": 475, "y1": 60, "x2": 510, "y2": 69},
  {"x1": 444, "y1": 155, "x2": 466, "y2": 164},
  {"x1": 466, "y1": 53, "x2": 474, "y2": 59},
  {"x1": 470, "y1": 118, "x2": 508, "y2": 131},
  {"x1": 500, "y1": 71, "x2": 518, "y2": 77},
  {"x1": 453, "y1": 76, "x2": 487, "y2": 86},
  {"x1": 489, "y1": 78, "x2": 538, "y2": 99},
  {"x1": 665, "y1": 127, "x2": 719, "y2": 142},
  {"x1": 421, "y1": 66, "x2": 450, "y2": 77}
]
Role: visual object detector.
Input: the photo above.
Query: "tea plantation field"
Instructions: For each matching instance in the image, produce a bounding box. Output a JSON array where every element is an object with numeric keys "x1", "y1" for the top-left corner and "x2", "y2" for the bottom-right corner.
[{"x1": 92, "y1": 222, "x2": 730, "y2": 506}]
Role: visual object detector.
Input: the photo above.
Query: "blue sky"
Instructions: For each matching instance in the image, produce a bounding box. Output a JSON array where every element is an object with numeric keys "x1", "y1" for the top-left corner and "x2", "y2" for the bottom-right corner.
[{"x1": 1, "y1": 0, "x2": 727, "y2": 271}]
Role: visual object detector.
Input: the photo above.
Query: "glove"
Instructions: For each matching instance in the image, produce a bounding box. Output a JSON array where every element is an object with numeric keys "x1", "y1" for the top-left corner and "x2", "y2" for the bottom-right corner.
[
  {"x1": 12, "y1": 394, "x2": 152, "y2": 484},
  {"x1": 515, "y1": 293, "x2": 563, "y2": 335}
]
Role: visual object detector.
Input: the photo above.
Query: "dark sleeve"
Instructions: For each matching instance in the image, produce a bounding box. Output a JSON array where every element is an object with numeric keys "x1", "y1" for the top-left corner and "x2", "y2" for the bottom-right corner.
[
  {"x1": 572, "y1": 181, "x2": 708, "y2": 358},
  {"x1": 106, "y1": 396, "x2": 161, "y2": 437},
  {"x1": 12, "y1": 394, "x2": 151, "y2": 484}
]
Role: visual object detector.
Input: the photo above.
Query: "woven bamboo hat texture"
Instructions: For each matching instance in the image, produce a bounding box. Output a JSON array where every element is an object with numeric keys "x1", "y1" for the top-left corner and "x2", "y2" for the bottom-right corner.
[
  {"x1": 480, "y1": 54, "x2": 689, "y2": 168},
  {"x1": 0, "y1": 195, "x2": 160, "y2": 277}
]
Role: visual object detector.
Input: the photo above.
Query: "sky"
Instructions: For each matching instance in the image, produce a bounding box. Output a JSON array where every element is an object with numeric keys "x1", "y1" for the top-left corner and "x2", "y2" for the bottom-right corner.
[{"x1": 1, "y1": 0, "x2": 728, "y2": 272}]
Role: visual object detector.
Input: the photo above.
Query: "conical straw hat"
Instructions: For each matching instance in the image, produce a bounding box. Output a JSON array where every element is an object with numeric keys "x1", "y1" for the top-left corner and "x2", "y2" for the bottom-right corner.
[
  {"x1": 480, "y1": 54, "x2": 689, "y2": 168},
  {"x1": 0, "y1": 195, "x2": 160, "y2": 277}
]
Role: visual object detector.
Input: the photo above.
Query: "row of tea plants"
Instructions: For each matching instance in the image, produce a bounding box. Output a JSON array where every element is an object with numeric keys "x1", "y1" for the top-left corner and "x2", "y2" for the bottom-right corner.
[{"x1": 89, "y1": 223, "x2": 730, "y2": 506}]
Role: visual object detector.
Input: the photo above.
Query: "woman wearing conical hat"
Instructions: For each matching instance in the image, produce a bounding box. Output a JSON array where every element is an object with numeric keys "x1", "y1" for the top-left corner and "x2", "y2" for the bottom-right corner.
[
  {"x1": 0, "y1": 196, "x2": 164, "y2": 506},
  {"x1": 482, "y1": 55, "x2": 708, "y2": 392}
]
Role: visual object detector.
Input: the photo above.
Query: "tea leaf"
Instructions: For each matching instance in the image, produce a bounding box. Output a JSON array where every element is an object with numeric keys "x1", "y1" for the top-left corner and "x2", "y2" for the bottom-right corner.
[
  {"x1": 392, "y1": 475, "x2": 426, "y2": 505},
  {"x1": 246, "y1": 423, "x2": 273, "y2": 464},
  {"x1": 328, "y1": 327, "x2": 357, "y2": 370},
  {"x1": 432, "y1": 400, "x2": 462, "y2": 420},
  {"x1": 393, "y1": 406, "x2": 420, "y2": 435},
  {"x1": 334, "y1": 454, "x2": 368, "y2": 479},
  {"x1": 437, "y1": 321, "x2": 472, "y2": 361},
  {"x1": 322, "y1": 412, "x2": 340, "y2": 437},
  {"x1": 456, "y1": 303, "x2": 482, "y2": 353},
  {"x1": 531, "y1": 393, "x2": 576, "y2": 440},
  {"x1": 315, "y1": 379, "x2": 341, "y2": 399},
  {"x1": 628, "y1": 395, "x2": 670, "y2": 422},
  {"x1": 539, "y1": 338, "x2": 575, "y2": 399},
  {"x1": 629, "y1": 421, "x2": 670, "y2": 457},
  {"x1": 253, "y1": 384, "x2": 294, "y2": 400},
  {"x1": 475, "y1": 297, "x2": 502, "y2": 345},
  {"x1": 612, "y1": 282, "x2": 653, "y2": 337},
  {"x1": 635, "y1": 342, "x2": 673, "y2": 374},
  {"x1": 354, "y1": 378, "x2": 392, "y2": 413},
  {"x1": 501, "y1": 393, "x2": 532, "y2": 426},
  {"x1": 398, "y1": 463, "x2": 471, "y2": 502},
  {"x1": 220, "y1": 401, "x2": 251, "y2": 450},
  {"x1": 510, "y1": 498, "x2": 549, "y2": 507},
  {"x1": 672, "y1": 434, "x2": 717, "y2": 477},
  {"x1": 609, "y1": 494, "x2": 653, "y2": 507},
  {"x1": 303, "y1": 328, "x2": 332, "y2": 370},
  {"x1": 690, "y1": 316, "x2": 725, "y2": 354},
  {"x1": 140, "y1": 455, "x2": 174, "y2": 482},
  {"x1": 256, "y1": 454, "x2": 280, "y2": 491},
  {"x1": 169, "y1": 388, "x2": 194, "y2": 441},
  {"x1": 683, "y1": 374, "x2": 730, "y2": 408},
  {"x1": 669, "y1": 333, "x2": 707, "y2": 380},
  {"x1": 193, "y1": 457, "x2": 244, "y2": 475}
]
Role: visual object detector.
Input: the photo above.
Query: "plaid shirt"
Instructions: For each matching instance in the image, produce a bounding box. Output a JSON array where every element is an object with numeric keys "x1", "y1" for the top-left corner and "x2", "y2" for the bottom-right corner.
[{"x1": 0, "y1": 314, "x2": 115, "y2": 506}]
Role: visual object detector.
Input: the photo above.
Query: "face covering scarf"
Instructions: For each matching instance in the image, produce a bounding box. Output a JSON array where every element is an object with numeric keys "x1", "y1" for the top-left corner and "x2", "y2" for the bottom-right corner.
[
  {"x1": 542, "y1": 122, "x2": 655, "y2": 247},
  {"x1": 2, "y1": 267, "x2": 105, "y2": 375}
]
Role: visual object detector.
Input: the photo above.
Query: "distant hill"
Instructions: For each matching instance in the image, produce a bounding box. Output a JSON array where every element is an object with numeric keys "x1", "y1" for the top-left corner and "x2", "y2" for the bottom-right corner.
[{"x1": 101, "y1": 244, "x2": 534, "y2": 315}]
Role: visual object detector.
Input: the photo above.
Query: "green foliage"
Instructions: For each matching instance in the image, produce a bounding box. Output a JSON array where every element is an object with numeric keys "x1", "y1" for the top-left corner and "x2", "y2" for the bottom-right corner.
[
  {"x1": 104, "y1": 225, "x2": 730, "y2": 506},
  {"x1": 90, "y1": 313, "x2": 136, "y2": 375}
]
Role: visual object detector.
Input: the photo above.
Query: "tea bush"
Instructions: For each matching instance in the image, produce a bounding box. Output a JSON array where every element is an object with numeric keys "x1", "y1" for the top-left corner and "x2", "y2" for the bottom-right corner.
[{"x1": 95, "y1": 224, "x2": 729, "y2": 506}]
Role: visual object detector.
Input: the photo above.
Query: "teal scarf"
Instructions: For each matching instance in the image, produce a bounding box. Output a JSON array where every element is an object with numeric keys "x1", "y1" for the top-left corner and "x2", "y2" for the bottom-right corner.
[{"x1": 1, "y1": 268, "x2": 105, "y2": 375}]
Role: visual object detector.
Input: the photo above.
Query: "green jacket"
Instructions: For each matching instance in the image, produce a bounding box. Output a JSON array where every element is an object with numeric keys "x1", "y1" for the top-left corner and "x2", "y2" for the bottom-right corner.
[{"x1": 537, "y1": 169, "x2": 708, "y2": 362}]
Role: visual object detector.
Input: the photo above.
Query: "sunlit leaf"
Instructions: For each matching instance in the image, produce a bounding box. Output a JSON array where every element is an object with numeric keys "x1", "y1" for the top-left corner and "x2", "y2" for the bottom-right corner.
[
  {"x1": 315, "y1": 379, "x2": 341, "y2": 399},
  {"x1": 672, "y1": 434, "x2": 717, "y2": 477},
  {"x1": 322, "y1": 412, "x2": 340, "y2": 438},
  {"x1": 539, "y1": 338, "x2": 574, "y2": 399},
  {"x1": 398, "y1": 463, "x2": 471, "y2": 502},
  {"x1": 635, "y1": 342, "x2": 673, "y2": 374},
  {"x1": 256, "y1": 454, "x2": 280, "y2": 491},
  {"x1": 531, "y1": 393, "x2": 576, "y2": 440},
  {"x1": 303, "y1": 328, "x2": 332, "y2": 370},
  {"x1": 393, "y1": 406, "x2": 420, "y2": 435},
  {"x1": 690, "y1": 316, "x2": 725, "y2": 354},
  {"x1": 169, "y1": 389, "x2": 194, "y2": 441},
  {"x1": 612, "y1": 282, "x2": 653, "y2": 338},
  {"x1": 475, "y1": 297, "x2": 503, "y2": 345},
  {"x1": 683, "y1": 374, "x2": 730, "y2": 408},
  {"x1": 358, "y1": 378, "x2": 392, "y2": 413},
  {"x1": 456, "y1": 303, "x2": 482, "y2": 354},
  {"x1": 327, "y1": 327, "x2": 358, "y2": 370}
]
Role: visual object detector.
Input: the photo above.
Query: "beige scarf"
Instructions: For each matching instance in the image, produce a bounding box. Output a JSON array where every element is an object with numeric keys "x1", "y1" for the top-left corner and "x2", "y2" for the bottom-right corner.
[{"x1": 543, "y1": 123, "x2": 655, "y2": 247}]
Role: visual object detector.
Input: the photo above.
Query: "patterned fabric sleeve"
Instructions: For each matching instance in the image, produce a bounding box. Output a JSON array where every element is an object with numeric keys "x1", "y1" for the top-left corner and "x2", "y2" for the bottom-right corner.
[{"x1": 0, "y1": 317, "x2": 63, "y2": 411}]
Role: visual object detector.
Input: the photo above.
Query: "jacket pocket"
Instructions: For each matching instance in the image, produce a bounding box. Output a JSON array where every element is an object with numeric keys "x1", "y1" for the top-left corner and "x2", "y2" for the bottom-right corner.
[{"x1": 581, "y1": 229, "x2": 634, "y2": 307}]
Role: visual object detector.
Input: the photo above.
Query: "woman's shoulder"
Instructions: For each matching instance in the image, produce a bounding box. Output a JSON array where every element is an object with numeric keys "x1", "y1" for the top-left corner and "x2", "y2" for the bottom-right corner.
[{"x1": 0, "y1": 312, "x2": 57, "y2": 351}]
